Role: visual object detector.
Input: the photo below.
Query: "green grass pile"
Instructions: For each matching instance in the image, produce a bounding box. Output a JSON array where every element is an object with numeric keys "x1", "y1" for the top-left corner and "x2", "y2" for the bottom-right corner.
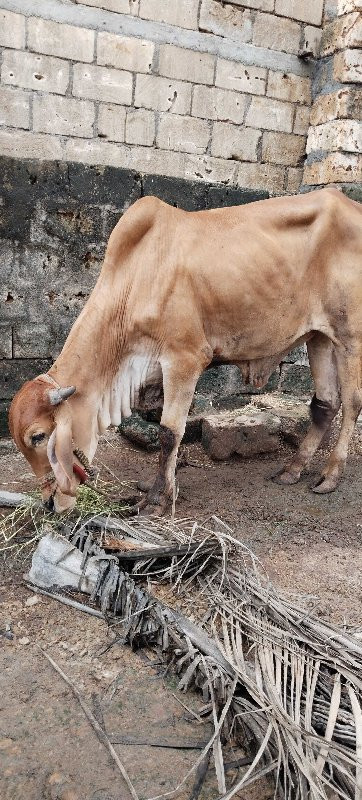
[{"x1": 0, "y1": 479, "x2": 132, "y2": 558}]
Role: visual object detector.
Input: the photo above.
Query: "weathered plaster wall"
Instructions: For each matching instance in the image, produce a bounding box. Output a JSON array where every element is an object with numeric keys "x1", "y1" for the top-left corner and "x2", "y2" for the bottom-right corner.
[{"x1": 0, "y1": 156, "x2": 311, "y2": 436}]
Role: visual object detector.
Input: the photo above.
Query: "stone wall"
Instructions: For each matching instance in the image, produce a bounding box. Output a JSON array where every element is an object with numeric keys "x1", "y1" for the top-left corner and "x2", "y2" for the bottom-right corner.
[
  {"x1": 0, "y1": 154, "x2": 311, "y2": 437},
  {"x1": 0, "y1": 0, "x2": 361, "y2": 435},
  {"x1": 0, "y1": 155, "x2": 272, "y2": 434},
  {"x1": 303, "y1": 0, "x2": 362, "y2": 193}
]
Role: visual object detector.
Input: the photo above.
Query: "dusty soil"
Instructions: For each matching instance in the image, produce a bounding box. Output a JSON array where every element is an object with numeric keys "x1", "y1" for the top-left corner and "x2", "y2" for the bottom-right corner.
[{"x1": 1, "y1": 425, "x2": 362, "y2": 800}]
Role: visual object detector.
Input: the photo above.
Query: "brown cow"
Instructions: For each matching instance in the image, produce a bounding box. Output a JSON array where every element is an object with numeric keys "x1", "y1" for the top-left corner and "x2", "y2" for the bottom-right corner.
[{"x1": 9, "y1": 188, "x2": 362, "y2": 513}]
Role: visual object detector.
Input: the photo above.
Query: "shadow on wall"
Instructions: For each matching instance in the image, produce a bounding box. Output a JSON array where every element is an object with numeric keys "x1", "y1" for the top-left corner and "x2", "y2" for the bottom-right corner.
[{"x1": 0, "y1": 156, "x2": 311, "y2": 437}]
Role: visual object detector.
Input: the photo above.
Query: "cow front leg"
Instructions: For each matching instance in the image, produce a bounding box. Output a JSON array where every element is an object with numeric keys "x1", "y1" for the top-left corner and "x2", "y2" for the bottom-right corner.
[
  {"x1": 138, "y1": 353, "x2": 207, "y2": 515},
  {"x1": 273, "y1": 334, "x2": 340, "y2": 486},
  {"x1": 136, "y1": 424, "x2": 180, "y2": 515},
  {"x1": 137, "y1": 448, "x2": 187, "y2": 494}
]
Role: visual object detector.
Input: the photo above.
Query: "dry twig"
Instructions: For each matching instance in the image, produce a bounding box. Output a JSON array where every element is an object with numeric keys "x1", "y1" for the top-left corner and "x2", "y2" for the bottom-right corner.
[
  {"x1": 25, "y1": 583, "x2": 104, "y2": 619},
  {"x1": 41, "y1": 648, "x2": 140, "y2": 800}
]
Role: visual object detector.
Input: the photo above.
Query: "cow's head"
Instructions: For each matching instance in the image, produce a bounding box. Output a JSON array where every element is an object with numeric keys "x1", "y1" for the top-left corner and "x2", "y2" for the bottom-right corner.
[{"x1": 9, "y1": 375, "x2": 82, "y2": 513}]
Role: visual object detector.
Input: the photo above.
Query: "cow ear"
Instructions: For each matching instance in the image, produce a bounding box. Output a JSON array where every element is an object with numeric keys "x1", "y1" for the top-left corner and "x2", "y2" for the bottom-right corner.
[{"x1": 47, "y1": 411, "x2": 74, "y2": 494}]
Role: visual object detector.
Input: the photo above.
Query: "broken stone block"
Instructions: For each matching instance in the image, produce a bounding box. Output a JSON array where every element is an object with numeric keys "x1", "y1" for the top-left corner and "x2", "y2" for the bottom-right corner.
[
  {"x1": 119, "y1": 412, "x2": 161, "y2": 451},
  {"x1": 120, "y1": 410, "x2": 205, "y2": 449},
  {"x1": 253, "y1": 393, "x2": 310, "y2": 447},
  {"x1": 202, "y1": 407, "x2": 281, "y2": 461}
]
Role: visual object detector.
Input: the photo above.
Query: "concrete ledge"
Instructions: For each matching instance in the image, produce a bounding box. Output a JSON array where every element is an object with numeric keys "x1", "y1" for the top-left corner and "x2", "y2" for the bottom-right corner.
[{"x1": 1, "y1": 0, "x2": 310, "y2": 77}]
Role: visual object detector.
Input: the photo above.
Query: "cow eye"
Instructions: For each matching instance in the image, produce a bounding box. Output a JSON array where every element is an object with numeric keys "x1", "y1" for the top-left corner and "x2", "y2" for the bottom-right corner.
[{"x1": 31, "y1": 432, "x2": 46, "y2": 447}]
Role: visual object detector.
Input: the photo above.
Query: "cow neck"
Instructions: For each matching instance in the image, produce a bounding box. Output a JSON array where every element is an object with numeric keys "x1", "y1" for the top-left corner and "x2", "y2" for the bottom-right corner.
[
  {"x1": 50, "y1": 275, "x2": 125, "y2": 394},
  {"x1": 37, "y1": 373, "x2": 60, "y2": 388}
]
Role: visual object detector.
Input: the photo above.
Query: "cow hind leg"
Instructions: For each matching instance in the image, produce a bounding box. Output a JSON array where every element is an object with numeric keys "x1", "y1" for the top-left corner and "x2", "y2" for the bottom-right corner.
[
  {"x1": 273, "y1": 333, "x2": 341, "y2": 486},
  {"x1": 137, "y1": 351, "x2": 208, "y2": 515},
  {"x1": 312, "y1": 345, "x2": 362, "y2": 494}
]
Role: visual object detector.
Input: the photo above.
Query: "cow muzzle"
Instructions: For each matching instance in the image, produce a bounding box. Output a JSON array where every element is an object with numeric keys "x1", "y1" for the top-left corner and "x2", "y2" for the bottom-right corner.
[
  {"x1": 52, "y1": 489, "x2": 77, "y2": 513},
  {"x1": 39, "y1": 440, "x2": 93, "y2": 513},
  {"x1": 39, "y1": 475, "x2": 77, "y2": 514}
]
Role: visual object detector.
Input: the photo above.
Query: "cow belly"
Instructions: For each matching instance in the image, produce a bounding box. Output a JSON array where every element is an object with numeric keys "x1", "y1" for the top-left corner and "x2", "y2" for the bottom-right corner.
[
  {"x1": 214, "y1": 333, "x2": 313, "y2": 388},
  {"x1": 239, "y1": 354, "x2": 282, "y2": 389}
]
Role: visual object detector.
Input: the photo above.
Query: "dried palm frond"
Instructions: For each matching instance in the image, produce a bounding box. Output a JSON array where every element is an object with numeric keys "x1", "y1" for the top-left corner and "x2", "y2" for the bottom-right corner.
[{"x1": 27, "y1": 511, "x2": 362, "y2": 800}]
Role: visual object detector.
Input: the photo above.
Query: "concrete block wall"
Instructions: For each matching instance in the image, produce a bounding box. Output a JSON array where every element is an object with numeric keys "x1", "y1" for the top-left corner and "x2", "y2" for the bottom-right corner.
[
  {"x1": 0, "y1": 0, "x2": 320, "y2": 194},
  {"x1": 303, "y1": 0, "x2": 362, "y2": 192},
  {"x1": 0, "y1": 156, "x2": 271, "y2": 435}
]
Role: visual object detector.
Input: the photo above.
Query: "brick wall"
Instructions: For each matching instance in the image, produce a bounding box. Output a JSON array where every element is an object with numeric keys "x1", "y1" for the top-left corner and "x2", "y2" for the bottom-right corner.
[{"x1": 0, "y1": 0, "x2": 320, "y2": 194}]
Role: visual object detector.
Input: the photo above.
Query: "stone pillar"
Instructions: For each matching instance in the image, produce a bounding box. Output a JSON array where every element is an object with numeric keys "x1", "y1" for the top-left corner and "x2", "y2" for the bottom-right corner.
[{"x1": 303, "y1": 0, "x2": 362, "y2": 197}]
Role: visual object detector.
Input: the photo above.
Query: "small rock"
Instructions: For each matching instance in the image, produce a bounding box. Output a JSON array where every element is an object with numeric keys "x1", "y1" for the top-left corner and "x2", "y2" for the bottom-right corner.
[
  {"x1": 48, "y1": 772, "x2": 80, "y2": 800},
  {"x1": 202, "y1": 407, "x2": 280, "y2": 461},
  {"x1": 2, "y1": 623, "x2": 13, "y2": 640},
  {"x1": 119, "y1": 412, "x2": 160, "y2": 451},
  {"x1": 18, "y1": 636, "x2": 30, "y2": 645},
  {"x1": 102, "y1": 669, "x2": 116, "y2": 680},
  {"x1": 25, "y1": 595, "x2": 40, "y2": 607},
  {"x1": 0, "y1": 738, "x2": 14, "y2": 750}
]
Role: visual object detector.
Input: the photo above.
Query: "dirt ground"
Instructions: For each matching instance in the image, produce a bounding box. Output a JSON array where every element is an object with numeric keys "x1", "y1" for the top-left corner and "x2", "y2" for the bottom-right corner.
[{"x1": 1, "y1": 426, "x2": 362, "y2": 800}]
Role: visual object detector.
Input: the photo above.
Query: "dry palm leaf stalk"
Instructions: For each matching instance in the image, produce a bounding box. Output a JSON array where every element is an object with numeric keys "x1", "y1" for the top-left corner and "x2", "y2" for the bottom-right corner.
[{"x1": 27, "y1": 512, "x2": 362, "y2": 800}]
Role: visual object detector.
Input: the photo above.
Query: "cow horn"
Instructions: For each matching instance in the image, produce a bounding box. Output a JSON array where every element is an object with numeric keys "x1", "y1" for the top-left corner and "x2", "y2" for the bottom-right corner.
[{"x1": 48, "y1": 386, "x2": 76, "y2": 406}]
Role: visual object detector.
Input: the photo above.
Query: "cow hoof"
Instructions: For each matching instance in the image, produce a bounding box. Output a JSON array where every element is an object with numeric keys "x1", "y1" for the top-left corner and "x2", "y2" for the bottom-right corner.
[
  {"x1": 311, "y1": 476, "x2": 337, "y2": 494},
  {"x1": 272, "y1": 468, "x2": 300, "y2": 485},
  {"x1": 139, "y1": 503, "x2": 166, "y2": 517},
  {"x1": 135, "y1": 494, "x2": 169, "y2": 516}
]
